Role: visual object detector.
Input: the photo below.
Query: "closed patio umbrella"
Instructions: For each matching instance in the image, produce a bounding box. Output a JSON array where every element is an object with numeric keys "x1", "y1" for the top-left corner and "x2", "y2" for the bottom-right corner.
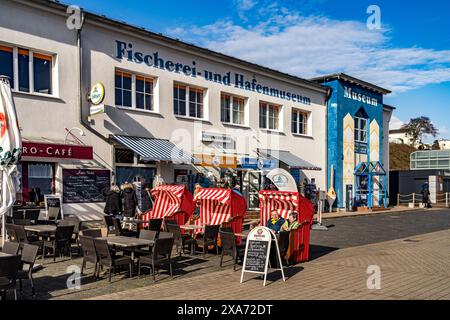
[{"x1": 0, "y1": 76, "x2": 22, "y2": 246}]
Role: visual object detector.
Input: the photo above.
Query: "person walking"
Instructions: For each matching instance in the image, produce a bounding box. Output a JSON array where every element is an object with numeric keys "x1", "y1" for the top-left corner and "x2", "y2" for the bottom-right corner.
[
  {"x1": 103, "y1": 184, "x2": 122, "y2": 218},
  {"x1": 422, "y1": 183, "x2": 431, "y2": 209},
  {"x1": 121, "y1": 182, "x2": 138, "y2": 226}
]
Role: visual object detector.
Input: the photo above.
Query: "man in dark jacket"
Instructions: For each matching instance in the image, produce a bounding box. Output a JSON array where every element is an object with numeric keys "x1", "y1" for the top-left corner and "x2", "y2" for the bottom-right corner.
[
  {"x1": 122, "y1": 182, "x2": 138, "y2": 218},
  {"x1": 104, "y1": 185, "x2": 122, "y2": 216}
]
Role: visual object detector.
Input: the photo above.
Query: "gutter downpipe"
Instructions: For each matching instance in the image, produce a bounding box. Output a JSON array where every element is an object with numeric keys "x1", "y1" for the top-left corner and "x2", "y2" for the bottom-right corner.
[{"x1": 77, "y1": 10, "x2": 107, "y2": 143}]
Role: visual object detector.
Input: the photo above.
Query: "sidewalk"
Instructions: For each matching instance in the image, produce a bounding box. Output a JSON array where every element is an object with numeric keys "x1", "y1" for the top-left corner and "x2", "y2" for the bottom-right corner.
[
  {"x1": 89, "y1": 228, "x2": 450, "y2": 300},
  {"x1": 316, "y1": 206, "x2": 445, "y2": 220}
]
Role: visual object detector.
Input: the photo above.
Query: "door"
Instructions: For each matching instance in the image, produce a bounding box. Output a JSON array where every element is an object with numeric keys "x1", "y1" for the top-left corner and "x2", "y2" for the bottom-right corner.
[{"x1": 244, "y1": 171, "x2": 261, "y2": 209}]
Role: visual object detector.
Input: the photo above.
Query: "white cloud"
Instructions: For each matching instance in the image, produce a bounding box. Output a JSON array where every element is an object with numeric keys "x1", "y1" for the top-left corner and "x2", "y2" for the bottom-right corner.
[
  {"x1": 165, "y1": 5, "x2": 450, "y2": 94},
  {"x1": 390, "y1": 115, "x2": 405, "y2": 130}
]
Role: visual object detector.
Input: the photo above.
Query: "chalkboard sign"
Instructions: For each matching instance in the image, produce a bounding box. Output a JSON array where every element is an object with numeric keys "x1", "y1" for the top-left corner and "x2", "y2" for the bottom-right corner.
[
  {"x1": 62, "y1": 169, "x2": 110, "y2": 204},
  {"x1": 240, "y1": 226, "x2": 285, "y2": 286},
  {"x1": 45, "y1": 194, "x2": 62, "y2": 219},
  {"x1": 244, "y1": 240, "x2": 269, "y2": 273}
]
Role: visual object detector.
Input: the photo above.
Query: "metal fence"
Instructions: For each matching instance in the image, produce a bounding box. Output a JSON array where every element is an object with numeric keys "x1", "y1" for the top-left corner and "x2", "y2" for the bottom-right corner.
[{"x1": 397, "y1": 193, "x2": 450, "y2": 208}]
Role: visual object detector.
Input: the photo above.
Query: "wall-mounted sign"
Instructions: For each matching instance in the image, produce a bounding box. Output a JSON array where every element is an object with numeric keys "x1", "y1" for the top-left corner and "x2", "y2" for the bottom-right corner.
[
  {"x1": 89, "y1": 82, "x2": 105, "y2": 105},
  {"x1": 22, "y1": 142, "x2": 93, "y2": 160},
  {"x1": 193, "y1": 153, "x2": 237, "y2": 169},
  {"x1": 344, "y1": 86, "x2": 378, "y2": 107},
  {"x1": 116, "y1": 40, "x2": 311, "y2": 106},
  {"x1": 201, "y1": 132, "x2": 233, "y2": 144},
  {"x1": 240, "y1": 157, "x2": 278, "y2": 170},
  {"x1": 62, "y1": 169, "x2": 110, "y2": 204}
]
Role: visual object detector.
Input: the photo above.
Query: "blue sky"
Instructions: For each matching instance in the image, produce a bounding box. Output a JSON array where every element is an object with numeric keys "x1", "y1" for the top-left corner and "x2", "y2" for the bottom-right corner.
[{"x1": 71, "y1": 0, "x2": 450, "y2": 141}]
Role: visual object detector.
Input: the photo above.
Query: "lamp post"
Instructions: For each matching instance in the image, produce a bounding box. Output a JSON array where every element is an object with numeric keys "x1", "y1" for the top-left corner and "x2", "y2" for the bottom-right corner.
[{"x1": 64, "y1": 127, "x2": 85, "y2": 145}]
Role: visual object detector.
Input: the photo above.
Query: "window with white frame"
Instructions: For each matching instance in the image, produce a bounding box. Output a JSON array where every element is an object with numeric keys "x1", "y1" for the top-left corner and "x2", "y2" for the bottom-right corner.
[
  {"x1": 291, "y1": 109, "x2": 309, "y2": 135},
  {"x1": 115, "y1": 70, "x2": 154, "y2": 111},
  {"x1": 0, "y1": 44, "x2": 54, "y2": 95},
  {"x1": 221, "y1": 93, "x2": 245, "y2": 125},
  {"x1": 354, "y1": 116, "x2": 368, "y2": 143},
  {"x1": 259, "y1": 102, "x2": 281, "y2": 130},
  {"x1": 173, "y1": 83, "x2": 204, "y2": 119}
]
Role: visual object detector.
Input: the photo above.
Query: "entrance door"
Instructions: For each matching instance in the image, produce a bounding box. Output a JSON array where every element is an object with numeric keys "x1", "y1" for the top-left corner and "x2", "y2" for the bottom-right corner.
[{"x1": 244, "y1": 171, "x2": 261, "y2": 209}]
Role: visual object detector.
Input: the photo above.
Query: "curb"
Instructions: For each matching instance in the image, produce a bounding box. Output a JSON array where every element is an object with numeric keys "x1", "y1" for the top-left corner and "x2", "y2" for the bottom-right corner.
[{"x1": 316, "y1": 207, "x2": 447, "y2": 220}]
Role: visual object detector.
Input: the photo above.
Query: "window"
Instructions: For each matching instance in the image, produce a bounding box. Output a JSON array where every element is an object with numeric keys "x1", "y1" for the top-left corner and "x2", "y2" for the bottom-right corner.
[
  {"x1": 115, "y1": 71, "x2": 132, "y2": 107},
  {"x1": 27, "y1": 163, "x2": 54, "y2": 203},
  {"x1": 221, "y1": 94, "x2": 245, "y2": 125},
  {"x1": 18, "y1": 48, "x2": 30, "y2": 92},
  {"x1": 173, "y1": 83, "x2": 204, "y2": 119},
  {"x1": 115, "y1": 148, "x2": 134, "y2": 164},
  {"x1": 291, "y1": 109, "x2": 309, "y2": 135},
  {"x1": 259, "y1": 102, "x2": 280, "y2": 130},
  {"x1": 354, "y1": 117, "x2": 368, "y2": 143},
  {"x1": 136, "y1": 76, "x2": 153, "y2": 111},
  {"x1": 33, "y1": 53, "x2": 52, "y2": 94},
  {"x1": 0, "y1": 44, "x2": 54, "y2": 95},
  {"x1": 0, "y1": 45, "x2": 14, "y2": 89},
  {"x1": 173, "y1": 84, "x2": 186, "y2": 116}
]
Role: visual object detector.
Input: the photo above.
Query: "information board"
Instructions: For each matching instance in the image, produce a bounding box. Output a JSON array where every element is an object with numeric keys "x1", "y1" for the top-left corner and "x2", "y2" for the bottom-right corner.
[
  {"x1": 44, "y1": 194, "x2": 62, "y2": 219},
  {"x1": 240, "y1": 226, "x2": 285, "y2": 286},
  {"x1": 62, "y1": 169, "x2": 110, "y2": 204}
]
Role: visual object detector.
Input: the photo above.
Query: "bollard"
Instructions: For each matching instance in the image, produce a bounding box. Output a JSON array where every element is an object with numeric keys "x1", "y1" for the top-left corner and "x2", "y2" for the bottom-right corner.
[
  {"x1": 397, "y1": 194, "x2": 400, "y2": 206},
  {"x1": 412, "y1": 193, "x2": 416, "y2": 207}
]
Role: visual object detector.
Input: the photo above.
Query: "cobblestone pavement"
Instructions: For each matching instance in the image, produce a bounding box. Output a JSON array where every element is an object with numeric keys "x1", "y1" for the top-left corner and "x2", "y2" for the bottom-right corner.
[
  {"x1": 90, "y1": 229, "x2": 450, "y2": 300},
  {"x1": 9, "y1": 209, "x2": 450, "y2": 300}
]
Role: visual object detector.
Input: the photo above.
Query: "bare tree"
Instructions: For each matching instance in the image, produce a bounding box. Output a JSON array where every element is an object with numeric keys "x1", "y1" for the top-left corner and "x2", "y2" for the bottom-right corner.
[{"x1": 401, "y1": 117, "x2": 438, "y2": 148}]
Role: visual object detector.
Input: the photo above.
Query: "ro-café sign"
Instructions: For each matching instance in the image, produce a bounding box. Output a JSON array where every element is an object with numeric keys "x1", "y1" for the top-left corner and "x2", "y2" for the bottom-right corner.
[{"x1": 22, "y1": 142, "x2": 93, "y2": 160}]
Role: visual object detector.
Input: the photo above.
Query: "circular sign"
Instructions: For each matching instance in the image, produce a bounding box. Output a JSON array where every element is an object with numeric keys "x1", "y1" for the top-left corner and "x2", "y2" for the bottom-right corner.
[
  {"x1": 212, "y1": 156, "x2": 221, "y2": 167},
  {"x1": 89, "y1": 82, "x2": 105, "y2": 105},
  {"x1": 273, "y1": 174, "x2": 288, "y2": 187}
]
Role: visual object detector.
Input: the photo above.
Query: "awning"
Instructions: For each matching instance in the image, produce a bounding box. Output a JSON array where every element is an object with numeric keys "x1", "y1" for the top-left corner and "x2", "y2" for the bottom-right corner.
[
  {"x1": 113, "y1": 135, "x2": 194, "y2": 163},
  {"x1": 258, "y1": 149, "x2": 321, "y2": 171}
]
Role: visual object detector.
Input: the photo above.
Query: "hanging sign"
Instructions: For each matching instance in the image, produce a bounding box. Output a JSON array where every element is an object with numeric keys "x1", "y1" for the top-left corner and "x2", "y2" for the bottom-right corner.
[
  {"x1": 89, "y1": 82, "x2": 105, "y2": 116},
  {"x1": 240, "y1": 226, "x2": 285, "y2": 286}
]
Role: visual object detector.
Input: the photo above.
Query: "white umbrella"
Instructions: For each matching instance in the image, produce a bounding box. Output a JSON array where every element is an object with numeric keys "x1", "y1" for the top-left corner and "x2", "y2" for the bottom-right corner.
[{"x1": 0, "y1": 76, "x2": 22, "y2": 246}]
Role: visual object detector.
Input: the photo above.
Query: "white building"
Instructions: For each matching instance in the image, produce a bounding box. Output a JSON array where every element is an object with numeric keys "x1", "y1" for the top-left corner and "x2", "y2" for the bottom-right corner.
[
  {"x1": 389, "y1": 129, "x2": 417, "y2": 146},
  {"x1": 438, "y1": 139, "x2": 450, "y2": 150},
  {"x1": 0, "y1": 0, "x2": 330, "y2": 218}
]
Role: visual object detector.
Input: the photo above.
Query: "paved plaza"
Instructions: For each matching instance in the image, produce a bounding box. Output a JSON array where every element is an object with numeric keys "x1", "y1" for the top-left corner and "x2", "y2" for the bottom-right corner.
[{"x1": 9, "y1": 209, "x2": 450, "y2": 300}]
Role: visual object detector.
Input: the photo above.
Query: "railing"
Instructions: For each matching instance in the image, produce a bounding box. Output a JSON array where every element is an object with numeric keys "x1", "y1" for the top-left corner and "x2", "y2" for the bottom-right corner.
[{"x1": 397, "y1": 192, "x2": 450, "y2": 208}]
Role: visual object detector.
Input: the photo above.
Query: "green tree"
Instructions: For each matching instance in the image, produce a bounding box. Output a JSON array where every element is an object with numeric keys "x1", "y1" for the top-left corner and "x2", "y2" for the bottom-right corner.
[
  {"x1": 400, "y1": 117, "x2": 438, "y2": 148},
  {"x1": 432, "y1": 140, "x2": 441, "y2": 150}
]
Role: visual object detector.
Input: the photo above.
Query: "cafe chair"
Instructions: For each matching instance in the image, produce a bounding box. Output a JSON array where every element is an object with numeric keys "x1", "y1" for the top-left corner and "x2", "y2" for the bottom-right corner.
[
  {"x1": 132, "y1": 230, "x2": 158, "y2": 258},
  {"x1": 13, "y1": 225, "x2": 43, "y2": 251},
  {"x1": 219, "y1": 231, "x2": 245, "y2": 271},
  {"x1": 114, "y1": 218, "x2": 138, "y2": 238},
  {"x1": 148, "y1": 219, "x2": 163, "y2": 232},
  {"x1": 78, "y1": 236, "x2": 99, "y2": 278},
  {"x1": 192, "y1": 224, "x2": 221, "y2": 257},
  {"x1": 0, "y1": 255, "x2": 21, "y2": 300},
  {"x1": 1, "y1": 242, "x2": 20, "y2": 255},
  {"x1": 93, "y1": 238, "x2": 134, "y2": 283},
  {"x1": 80, "y1": 229, "x2": 103, "y2": 238},
  {"x1": 24, "y1": 209, "x2": 41, "y2": 224},
  {"x1": 42, "y1": 225, "x2": 75, "y2": 262},
  {"x1": 12, "y1": 211, "x2": 24, "y2": 220},
  {"x1": 45, "y1": 207, "x2": 60, "y2": 225},
  {"x1": 5, "y1": 224, "x2": 18, "y2": 243},
  {"x1": 58, "y1": 217, "x2": 81, "y2": 255},
  {"x1": 165, "y1": 222, "x2": 193, "y2": 256},
  {"x1": 13, "y1": 219, "x2": 33, "y2": 226},
  {"x1": 17, "y1": 244, "x2": 40, "y2": 296},
  {"x1": 137, "y1": 237, "x2": 175, "y2": 281}
]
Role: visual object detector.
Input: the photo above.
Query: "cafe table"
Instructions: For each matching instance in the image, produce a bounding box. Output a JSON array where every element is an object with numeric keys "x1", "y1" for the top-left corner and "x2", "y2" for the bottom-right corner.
[
  {"x1": 100, "y1": 236, "x2": 154, "y2": 260},
  {"x1": 24, "y1": 225, "x2": 57, "y2": 235},
  {"x1": 0, "y1": 252, "x2": 12, "y2": 257}
]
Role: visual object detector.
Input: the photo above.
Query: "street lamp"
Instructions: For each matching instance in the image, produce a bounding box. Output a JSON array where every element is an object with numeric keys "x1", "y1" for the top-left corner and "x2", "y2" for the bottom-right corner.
[{"x1": 64, "y1": 127, "x2": 86, "y2": 144}]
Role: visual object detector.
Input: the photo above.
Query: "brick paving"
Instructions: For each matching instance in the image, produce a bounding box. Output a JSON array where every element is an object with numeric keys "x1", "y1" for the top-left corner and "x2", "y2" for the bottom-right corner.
[
  {"x1": 90, "y1": 229, "x2": 450, "y2": 300},
  {"x1": 5, "y1": 209, "x2": 450, "y2": 300}
]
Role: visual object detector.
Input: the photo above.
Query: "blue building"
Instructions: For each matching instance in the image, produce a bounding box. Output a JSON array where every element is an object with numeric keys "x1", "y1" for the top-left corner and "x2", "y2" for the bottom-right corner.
[{"x1": 312, "y1": 74, "x2": 394, "y2": 209}]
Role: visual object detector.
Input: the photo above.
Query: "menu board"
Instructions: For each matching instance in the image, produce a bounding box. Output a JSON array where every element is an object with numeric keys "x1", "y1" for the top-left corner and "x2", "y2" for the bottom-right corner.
[
  {"x1": 244, "y1": 240, "x2": 269, "y2": 273},
  {"x1": 45, "y1": 194, "x2": 62, "y2": 219},
  {"x1": 63, "y1": 169, "x2": 110, "y2": 204}
]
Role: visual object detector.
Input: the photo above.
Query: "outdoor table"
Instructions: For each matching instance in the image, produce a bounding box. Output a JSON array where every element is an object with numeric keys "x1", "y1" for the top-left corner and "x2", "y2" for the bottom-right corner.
[
  {"x1": 180, "y1": 224, "x2": 205, "y2": 231},
  {"x1": 100, "y1": 236, "x2": 154, "y2": 260},
  {"x1": 0, "y1": 252, "x2": 12, "y2": 257},
  {"x1": 24, "y1": 225, "x2": 57, "y2": 234}
]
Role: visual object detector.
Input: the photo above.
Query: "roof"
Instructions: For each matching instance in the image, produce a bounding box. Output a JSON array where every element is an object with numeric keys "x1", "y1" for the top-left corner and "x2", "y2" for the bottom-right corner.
[
  {"x1": 258, "y1": 149, "x2": 321, "y2": 171},
  {"x1": 389, "y1": 129, "x2": 408, "y2": 134},
  {"x1": 23, "y1": 0, "x2": 330, "y2": 95},
  {"x1": 383, "y1": 104, "x2": 396, "y2": 111},
  {"x1": 310, "y1": 73, "x2": 392, "y2": 95}
]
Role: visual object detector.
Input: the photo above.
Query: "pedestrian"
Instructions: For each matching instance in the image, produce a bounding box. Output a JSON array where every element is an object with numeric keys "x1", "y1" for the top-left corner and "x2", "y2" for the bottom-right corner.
[
  {"x1": 422, "y1": 184, "x2": 431, "y2": 209},
  {"x1": 121, "y1": 182, "x2": 138, "y2": 227},
  {"x1": 103, "y1": 184, "x2": 122, "y2": 218}
]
